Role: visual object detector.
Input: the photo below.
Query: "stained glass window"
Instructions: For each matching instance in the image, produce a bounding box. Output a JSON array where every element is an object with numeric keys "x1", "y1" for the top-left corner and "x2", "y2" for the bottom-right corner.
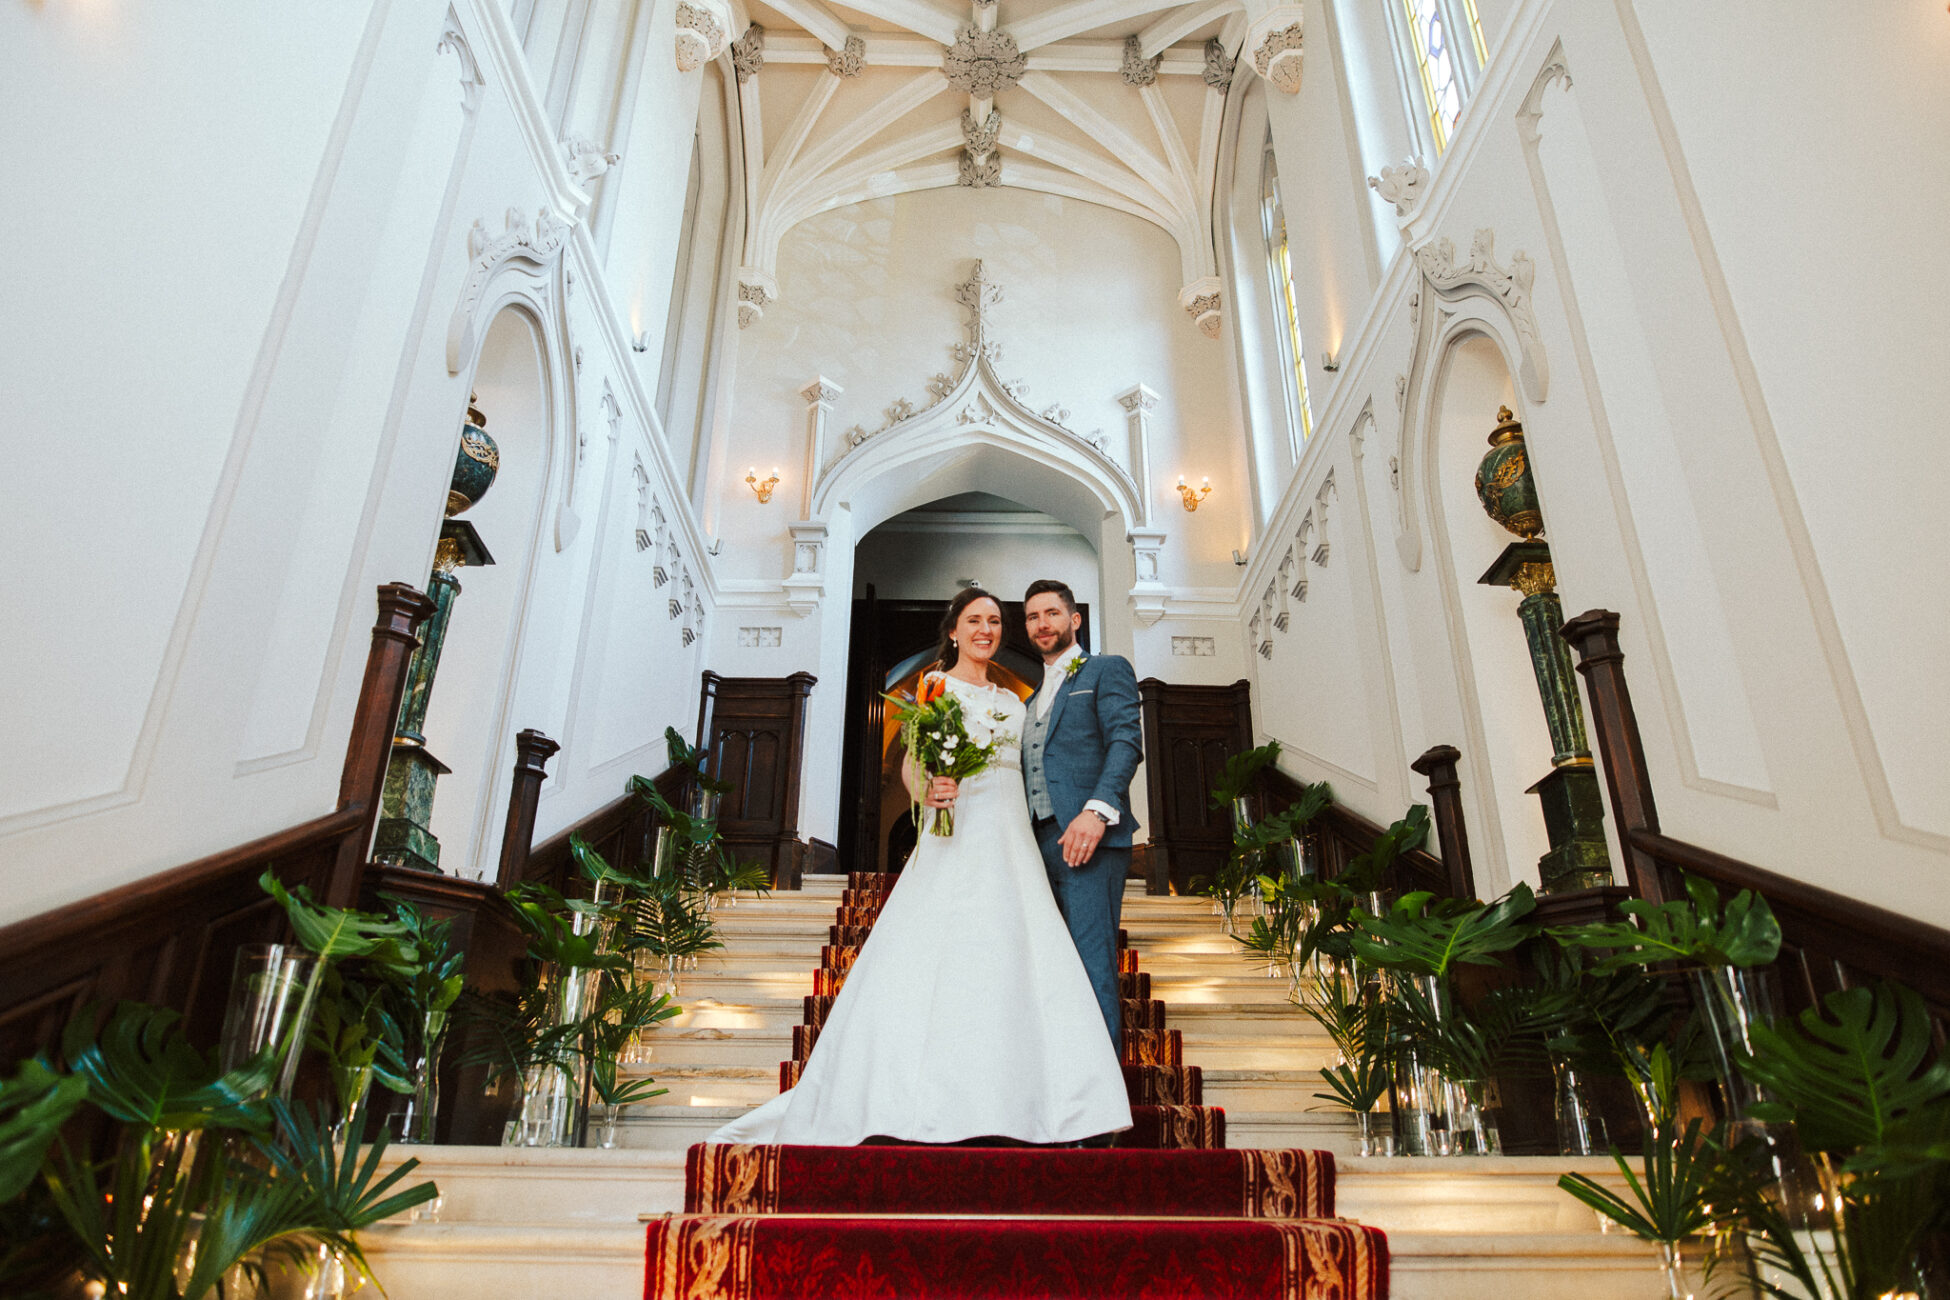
[
  {"x1": 1261, "y1": 154, "x2": 1314, "y2": 449},
  {"x1": 1400, "y1": 0, "x2": 1464, "y2": 153}
]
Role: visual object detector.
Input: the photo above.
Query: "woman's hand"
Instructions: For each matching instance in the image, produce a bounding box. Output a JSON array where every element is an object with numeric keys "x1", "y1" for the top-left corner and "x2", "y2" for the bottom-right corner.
[{"x1": 923, "y1": 776, "x2": 960, "y2": 809}]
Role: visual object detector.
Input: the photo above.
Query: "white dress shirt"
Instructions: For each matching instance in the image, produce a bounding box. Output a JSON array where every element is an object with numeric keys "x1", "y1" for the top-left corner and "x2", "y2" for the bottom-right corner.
[{"x1": 1034, "y1": 641, "x2": 1120, "y2": 826}]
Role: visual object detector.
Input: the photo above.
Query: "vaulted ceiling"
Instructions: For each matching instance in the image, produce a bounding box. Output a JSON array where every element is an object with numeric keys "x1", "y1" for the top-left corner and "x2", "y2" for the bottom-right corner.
[{"x1": 715, "y1": 0, "x2": 1254, "y2": 335}]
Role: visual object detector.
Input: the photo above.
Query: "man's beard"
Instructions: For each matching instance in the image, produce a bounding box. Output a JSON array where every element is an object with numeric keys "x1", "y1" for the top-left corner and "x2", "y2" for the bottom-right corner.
[{"x1": 1039, "y1": 625, "x2": 1075, "y2": 658}]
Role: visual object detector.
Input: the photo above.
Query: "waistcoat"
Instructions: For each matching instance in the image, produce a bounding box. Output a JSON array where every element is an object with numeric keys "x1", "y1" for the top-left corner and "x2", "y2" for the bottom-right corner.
[{"x1": 1022, "y1": 690, "x2": 1057, "y2": 820}]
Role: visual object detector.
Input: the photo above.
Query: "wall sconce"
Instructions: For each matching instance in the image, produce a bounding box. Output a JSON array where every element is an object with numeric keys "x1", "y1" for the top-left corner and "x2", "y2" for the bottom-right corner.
[
  {"x1": 1176, "y1": 475, "x2": 1213, "y2": 512},
  {"x1": 745, "y1": 466, "x2": 781, "y2": 504},
  {"x1": 632, "y1": 331, "x2": 649, "y2": 353},
  {"x1": 1321, "y1": 350, "x2": 1340, "y2": 372}
]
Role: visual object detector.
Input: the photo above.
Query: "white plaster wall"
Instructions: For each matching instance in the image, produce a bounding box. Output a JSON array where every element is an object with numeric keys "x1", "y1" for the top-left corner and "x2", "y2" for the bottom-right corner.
[
  {"x1": 0, "y1": 0, "x2": 717, "y2": 919},
  {"x1": 853, "y1": 519, "x2": 1102, "y2": 614}
]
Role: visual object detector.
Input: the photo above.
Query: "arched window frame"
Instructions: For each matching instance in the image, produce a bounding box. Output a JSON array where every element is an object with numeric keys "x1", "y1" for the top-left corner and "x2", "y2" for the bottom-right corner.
[
  {"x1": 1260, "y1": 146, "x2": 1314, "y2": 457},
  {"x1": 1387, "y1": 0, "x2": 1491, "y2": 157}
]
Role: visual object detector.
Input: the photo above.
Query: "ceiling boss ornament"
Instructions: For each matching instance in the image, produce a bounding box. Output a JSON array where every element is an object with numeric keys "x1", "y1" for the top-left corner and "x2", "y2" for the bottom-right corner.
[{"x1": 943, "y1": 27, "x2": 1027, "y2": 96}]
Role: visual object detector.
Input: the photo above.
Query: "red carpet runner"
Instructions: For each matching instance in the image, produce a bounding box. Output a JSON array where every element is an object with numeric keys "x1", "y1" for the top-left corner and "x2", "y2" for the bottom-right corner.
[
  {"x1": 686, "y1": 1145, "x2": 1336, "y2": 1217},
  {"x1": 646, "y1": 1214, "x2": 1385, "y2": 1299},
  {"x1": 644, "y1": 871, "x2": 1388, "y2": 1298}
]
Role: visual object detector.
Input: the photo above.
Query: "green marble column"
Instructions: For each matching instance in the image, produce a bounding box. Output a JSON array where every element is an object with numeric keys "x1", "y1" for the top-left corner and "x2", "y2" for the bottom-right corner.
[
  {"x1": 375, "y1": 522, "x2": 492, "y2": 872},
  {"x1": 1474, "y1": 407, "x2": 1612, "y2": 895}
]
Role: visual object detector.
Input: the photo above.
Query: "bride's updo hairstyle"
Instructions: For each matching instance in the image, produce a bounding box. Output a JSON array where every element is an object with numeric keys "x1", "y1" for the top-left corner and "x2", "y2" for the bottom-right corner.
[{"x1": 932, "y1": 586, "x2": 1002, "y2": 673}]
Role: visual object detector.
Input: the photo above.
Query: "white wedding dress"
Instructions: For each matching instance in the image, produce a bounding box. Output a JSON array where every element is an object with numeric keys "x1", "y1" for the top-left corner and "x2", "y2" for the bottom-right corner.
[{"x1": 708, "y1": 674, "x2": 1132, "y2": 1146}]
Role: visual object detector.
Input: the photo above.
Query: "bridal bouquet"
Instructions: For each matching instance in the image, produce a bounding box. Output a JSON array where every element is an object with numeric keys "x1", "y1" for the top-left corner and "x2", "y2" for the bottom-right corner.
[{"x1": 885, "y1": 674, "x2": 1002, "y2": 836}]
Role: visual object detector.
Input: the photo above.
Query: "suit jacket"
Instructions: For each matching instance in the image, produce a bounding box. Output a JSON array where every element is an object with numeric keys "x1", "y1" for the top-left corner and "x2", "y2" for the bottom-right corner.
[{"x1": 1029, "y1": 653, "x2": 1144, "y2": 849}]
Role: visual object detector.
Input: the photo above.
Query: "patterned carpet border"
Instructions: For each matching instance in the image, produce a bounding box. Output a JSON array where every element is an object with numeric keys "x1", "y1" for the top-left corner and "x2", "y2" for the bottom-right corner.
[
  {"x1": 686, "y1": 1144, "x2": 1333, "y2": 1218},
  {"x1": 645, "y1": 1213, "x2": 1388, "y2": 1299}
]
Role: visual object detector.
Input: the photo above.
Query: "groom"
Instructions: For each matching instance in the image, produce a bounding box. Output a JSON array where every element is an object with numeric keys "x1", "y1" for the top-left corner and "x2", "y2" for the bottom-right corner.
[{"x1": 1020, "y1": 579, "x2": 1144, "y2": 1050}]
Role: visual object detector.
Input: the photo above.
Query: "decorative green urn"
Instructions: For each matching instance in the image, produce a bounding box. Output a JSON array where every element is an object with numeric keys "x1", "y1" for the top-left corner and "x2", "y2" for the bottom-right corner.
[
  {"x1": 447, "y1": 396, "x2": 500, "y2": 517},
  {"x1": 1474, "y1": 406, "x2": 1543, "y2": 539}
]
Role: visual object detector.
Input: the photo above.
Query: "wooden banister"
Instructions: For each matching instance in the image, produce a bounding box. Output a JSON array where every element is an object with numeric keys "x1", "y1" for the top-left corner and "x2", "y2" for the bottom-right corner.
[{"x1": 1563, "y1": 607, "x2": 1950, "y2": 1026}]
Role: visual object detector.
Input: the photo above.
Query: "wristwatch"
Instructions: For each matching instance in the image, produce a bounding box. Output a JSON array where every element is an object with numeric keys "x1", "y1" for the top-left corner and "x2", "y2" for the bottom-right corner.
[{"x1": 1090, "y1": 810, "x2": 1111, "y2": 824}]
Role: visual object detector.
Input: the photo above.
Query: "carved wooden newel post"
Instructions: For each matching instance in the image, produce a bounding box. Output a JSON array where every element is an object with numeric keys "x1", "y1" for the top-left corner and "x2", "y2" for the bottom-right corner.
[
  {"x1": 1409, "y1": 744, "x2": 1475, "y2": 900},
  {"x1": 330, "y1": 583, "x2": 436, "y2": 907},
  {"x1": 497, "y1": 729, "x2": 562, "y2": 889},
  {"x1": 1559, "y1": 609, "x2": 1670, "y2": 907}
]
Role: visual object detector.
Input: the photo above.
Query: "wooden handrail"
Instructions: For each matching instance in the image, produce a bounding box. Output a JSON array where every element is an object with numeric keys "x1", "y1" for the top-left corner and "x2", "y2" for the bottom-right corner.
[{"x1": 1563, "y1": 607, "x2": 1950, "y2": 1025}]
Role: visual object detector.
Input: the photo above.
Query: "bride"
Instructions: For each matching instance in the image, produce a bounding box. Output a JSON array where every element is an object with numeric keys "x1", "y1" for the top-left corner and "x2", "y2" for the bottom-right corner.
[{"x1": 707, "y1": 588, "x2": 1132, "y2": 1146}]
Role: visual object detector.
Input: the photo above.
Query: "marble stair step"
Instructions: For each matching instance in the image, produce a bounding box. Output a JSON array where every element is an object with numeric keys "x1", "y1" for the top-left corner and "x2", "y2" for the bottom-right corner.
[{"x1": 356, "y1": 1149, "x2": 1663, "y2": 1300}]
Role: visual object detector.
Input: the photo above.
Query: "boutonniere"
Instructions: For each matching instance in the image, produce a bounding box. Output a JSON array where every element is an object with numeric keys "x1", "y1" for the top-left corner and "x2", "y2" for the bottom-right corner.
[{"x1": 1064, "y1": 655, "x2": 1087, "y2": 680}]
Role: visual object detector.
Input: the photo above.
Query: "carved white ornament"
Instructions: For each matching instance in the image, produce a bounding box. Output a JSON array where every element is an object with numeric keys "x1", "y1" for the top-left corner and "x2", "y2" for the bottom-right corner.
[
  {"x1": 826, "y1": 34, "x2": 866, "y2": 77},
  {"x1": 437, "y1": 9, "x2": 485, "y2": 113},
  {"x1": 674, "y1": 0, "x2": 731, "y2": 72},
  {"x1": 1245, "y1": 6, "x2": 1305, "y2": 94},
  {"x1": 1178, "y1": 276, "x2": 1223, "y2": 339},
  {"x1": 943, "y1": 27, "x2": 1026, "y2": 95},
  {"x1": 1171, "y1": 636, "x2": 1216, "y2": 657},
  {"x1": 1413, "y1": 228, "x2": 1548, "y2": 399},
  {"x1": 1367, "y1": 158, "x2": 1429, "y2": 218},
  {"x1": 448, "y1": 207, "x2": 572, "y2": 372}
]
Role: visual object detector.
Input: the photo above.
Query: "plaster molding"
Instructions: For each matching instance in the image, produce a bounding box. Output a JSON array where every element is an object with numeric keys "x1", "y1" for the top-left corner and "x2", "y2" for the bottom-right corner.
[
  {"x1": 1178, "y1": 275, "x2": 1223, "y2": 339},
  {"x1": 562, "y1": 136, "x2": 619, "y2": 188},
  {"x1": 1128, "y1": 526, "x2": 1169, "y2": 625},
  {"x1": 825, "y1": 34, "x2": 866, "y2": 77},
  {"x1": 1514, "y1": 44, "x2": 1572, "y2": 150},
  {"x1": 437, "y1": 8, "x2": 486, "y2": 113},
  {"x1": 781, "y1": 520, "x2": 829, "y2": 615},
  {"x1": 447, "y1": 207, "x2": 574, "y2": 373},
  {"x1": 735, "y1": 266, "x2": 777, "y2": 329},
  {"x1": 1244, "y1": 6, "x2": 1304, "y2": 94},
  {"x1": 1412, "y1": 227, "x2": 1549, "y2": 401},
  {"x1": 1367, "y1": 157, "x2": 1429, "y2": 220},
  {"x1": 943, "y1": 26, "x2": 1027, "y2": 94},
  {"x1": 675, "y1": 0, "x2": 733, "y2": 73}
]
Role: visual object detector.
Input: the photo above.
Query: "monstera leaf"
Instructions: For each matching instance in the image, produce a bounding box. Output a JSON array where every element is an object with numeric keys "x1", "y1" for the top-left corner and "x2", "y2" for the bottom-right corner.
[
  {"x1": 1554, "y1": 874, "x2": 1781, "y2": 972},
  {"x1": 63, "y1": 1003, "x2": 270, "y2": 1136},
  {"x1": 1347, "y1": 883, "x2": 1537, "y2": 979},
  {"x1": 0, "y1": 1061, "x2": 86, "y2": 1204},
  {"x1": 1740, "y1": 983, "x2": 1950, "y2": 1157},
  {"x1": 1208, "y1": 743, "x2": 1282, "y2": 808},
  {"x1": 260, "y1": 872, "x2": 410, "y2": 965}
]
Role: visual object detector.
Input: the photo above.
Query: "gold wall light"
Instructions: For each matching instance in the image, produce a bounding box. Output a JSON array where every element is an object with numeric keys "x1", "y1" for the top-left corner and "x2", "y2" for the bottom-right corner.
[
  {"x1": 746, "y1": 466, "x2": 781, "y2": 503},
  {"x1": 1176, "y1": 475, "x2": 1213, "y2": 511}
]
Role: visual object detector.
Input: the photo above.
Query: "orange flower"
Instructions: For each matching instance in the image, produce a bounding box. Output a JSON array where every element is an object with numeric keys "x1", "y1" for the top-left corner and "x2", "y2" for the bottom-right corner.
[{"x1": 919, "y1": 675, "x2": 945, "y2": 705}]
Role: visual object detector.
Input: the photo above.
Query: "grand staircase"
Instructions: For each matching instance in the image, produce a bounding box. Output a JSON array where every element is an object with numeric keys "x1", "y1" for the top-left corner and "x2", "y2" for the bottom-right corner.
[{"x1": 361, "y1": 875, "x2": 1669, "y2": 1297}]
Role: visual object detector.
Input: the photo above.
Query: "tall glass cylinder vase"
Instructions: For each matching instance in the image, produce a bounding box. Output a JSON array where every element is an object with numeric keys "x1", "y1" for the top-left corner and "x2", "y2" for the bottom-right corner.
[
  {"x1": 1551, "y1": 1055, "x2": 1608, "y2": 1156},
  {"x1": 1689, "y1": 965, "x2": 1779, "y2": 1125},
  {"x1": 219, "y1": 944, "x2": 320, "y2": 1097},
  {"x1": 393, "y1": 1042, "x2": 443, "y2": 1146}
]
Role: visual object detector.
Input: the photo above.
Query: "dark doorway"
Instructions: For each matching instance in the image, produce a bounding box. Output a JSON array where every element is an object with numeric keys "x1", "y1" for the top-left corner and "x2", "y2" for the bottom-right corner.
[{"x1": 834, "y1": 587, "x2": 1093, "y2": 874}]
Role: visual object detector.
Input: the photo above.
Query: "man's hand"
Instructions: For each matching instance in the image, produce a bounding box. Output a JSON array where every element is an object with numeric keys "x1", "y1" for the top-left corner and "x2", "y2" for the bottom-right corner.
[
  {"x1": 923, "y1": 776, "x2": 960, "y2": 810},
  {"x1": 1058, "y1": 811, "x2": 1105, "y2": 867}
]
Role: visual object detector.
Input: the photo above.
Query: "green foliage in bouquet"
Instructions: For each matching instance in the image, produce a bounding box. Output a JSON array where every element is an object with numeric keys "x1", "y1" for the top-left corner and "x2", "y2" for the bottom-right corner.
[
  {"x1": 1556, "y1": 1044, "x2": 1743, "y2": 1247},
  {"x1": 1729, "y1": 983, "x2": 1950, "y2": 1300},
  {"x1": 1348, "y1": 883, "x2": 1538, "y2": 980},
  {"x1": 2, "y1": 1003, "x2": 435, "y2": 1300},
  {"x1": 1306, "y1": 971, "x2": 1392, "y2": 1116},
  {"x1": 1207, "y1": 742, "x2": 1284, "y2": 808}
]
